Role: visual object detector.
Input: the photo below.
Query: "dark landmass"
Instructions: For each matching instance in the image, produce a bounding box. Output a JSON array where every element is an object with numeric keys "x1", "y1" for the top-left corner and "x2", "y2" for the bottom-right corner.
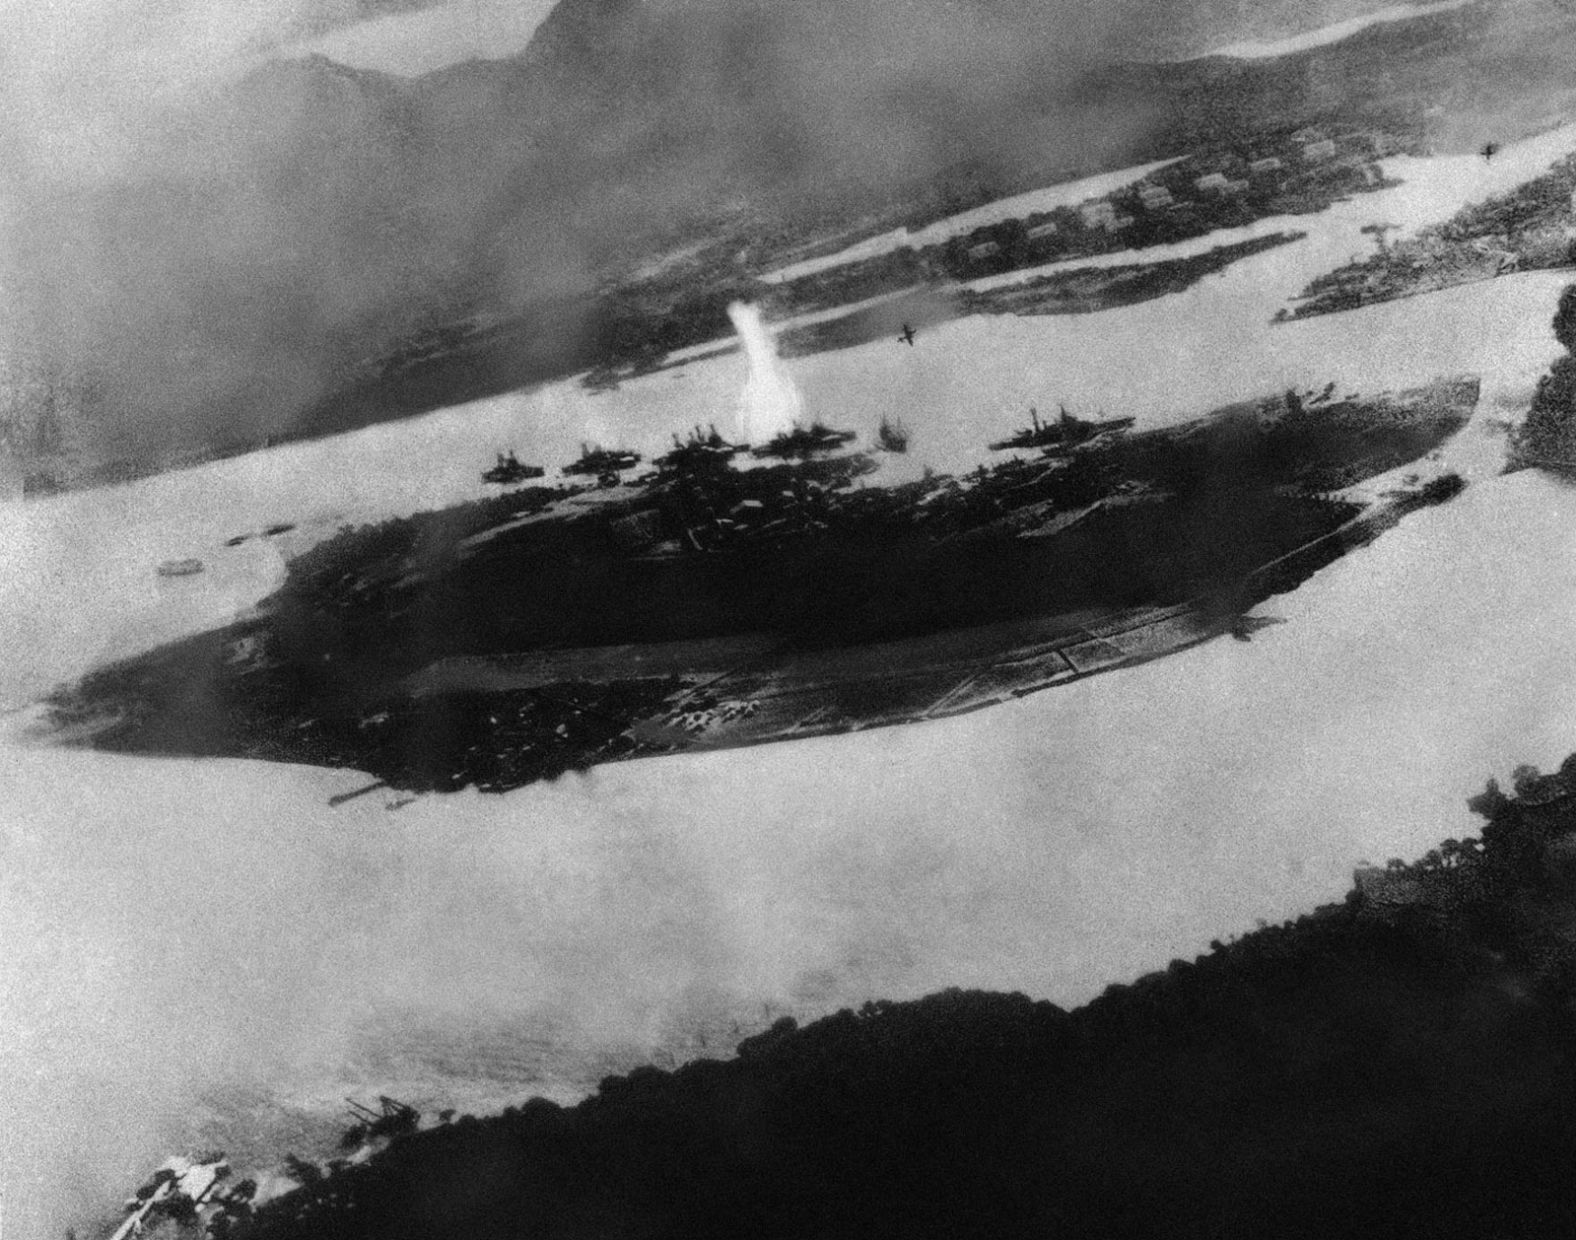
[
  {"x1": 960, "y1": 231, "x2": 1305, "y2": 317},
  {"x1": 1285, "y1": 151, "x2": 1576, "y2": 320},
  {"x1": 42, "y1": 378, "x2": 1476, "y2": 795},
  {"x1": 753, "y1": 232, "x2": 1305, "y2": 366},
  {"x1": 178, "y1": 757, "x2": 1576, "y2": 1240}
]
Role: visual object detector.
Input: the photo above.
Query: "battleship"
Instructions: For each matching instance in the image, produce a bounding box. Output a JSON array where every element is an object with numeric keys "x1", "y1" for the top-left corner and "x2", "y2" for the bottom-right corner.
[
  {"x1": 561, "y1": 442, "x2": 642, "y2": 481},
  {"x1": 988, "y1": 405, "x2": 1136, "y2": 453},
  {"x1": 41, "y1": 377, "x2": 1479, "y2": 797},
  {"x1": 750, "y1": 421, "x2": 858, "y2": 460},
  {"x1": 652, "y1": 424, "x2": 747, "y2": 475},
  {"x1": 482, "y1": 451, "x2": 546, "y2": 485}
]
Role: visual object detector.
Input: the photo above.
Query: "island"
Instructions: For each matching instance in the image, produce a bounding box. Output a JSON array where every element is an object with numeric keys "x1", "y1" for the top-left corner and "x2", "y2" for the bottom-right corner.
[{"x1": 41, "y1": 376, "x2": 1478, "y2": 796}]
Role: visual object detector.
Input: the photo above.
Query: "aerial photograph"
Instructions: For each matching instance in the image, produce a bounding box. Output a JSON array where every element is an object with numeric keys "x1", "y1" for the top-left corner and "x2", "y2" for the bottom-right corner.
[{"x1": 10, "y1": 0, "x2": 1576, "y2": 1235}]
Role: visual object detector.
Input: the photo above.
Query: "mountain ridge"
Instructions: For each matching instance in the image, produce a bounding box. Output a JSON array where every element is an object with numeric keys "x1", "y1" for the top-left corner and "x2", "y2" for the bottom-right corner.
[{"x1": 2, "y1": 0, "x2": 1524, "y2": 479}]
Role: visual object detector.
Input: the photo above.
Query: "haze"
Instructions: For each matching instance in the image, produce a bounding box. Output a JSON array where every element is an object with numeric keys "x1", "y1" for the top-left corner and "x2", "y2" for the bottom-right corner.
[{"x1": 0, "y1": 0, "x2": 1421, "y2": 469}]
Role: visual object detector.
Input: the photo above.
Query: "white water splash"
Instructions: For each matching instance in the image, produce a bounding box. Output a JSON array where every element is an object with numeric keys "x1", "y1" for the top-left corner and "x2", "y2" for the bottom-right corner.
[{"x1": 727, "y1": 302, "x2": 803, "y2": 444}]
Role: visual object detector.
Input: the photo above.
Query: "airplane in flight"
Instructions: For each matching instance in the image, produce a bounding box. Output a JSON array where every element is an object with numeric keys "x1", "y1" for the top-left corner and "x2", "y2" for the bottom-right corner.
[
  {"x1": 898, "y1": 323, "x2": 917, "y2": 346},
  {"x1": 1481, "y1": 141, "x2": 1499, "y2": 162}
]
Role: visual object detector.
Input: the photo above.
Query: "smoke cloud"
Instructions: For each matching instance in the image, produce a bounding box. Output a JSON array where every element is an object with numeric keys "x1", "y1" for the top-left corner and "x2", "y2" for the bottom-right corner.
[
  {"x1": 727, "y1": 301, "x2": 802, "y2": 442},
  {"x1": 0, "y1": 0, "x2": 1413, "y2": 471}
]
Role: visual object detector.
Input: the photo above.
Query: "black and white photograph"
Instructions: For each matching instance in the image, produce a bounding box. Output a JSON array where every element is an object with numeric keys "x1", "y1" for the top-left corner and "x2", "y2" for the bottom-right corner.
[{"x1": 8, "y1": 1, "x2": 1576, "y2": 1236}]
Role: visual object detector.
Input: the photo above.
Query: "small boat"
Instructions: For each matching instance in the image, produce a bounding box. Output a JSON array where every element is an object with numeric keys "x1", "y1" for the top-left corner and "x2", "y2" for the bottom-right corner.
[
  {"x1": 156, "y1": 558, "x2": 205, "y2": 578},
  {"x1": 877, "y1": 416, "x2": 910, "y2": 454}
]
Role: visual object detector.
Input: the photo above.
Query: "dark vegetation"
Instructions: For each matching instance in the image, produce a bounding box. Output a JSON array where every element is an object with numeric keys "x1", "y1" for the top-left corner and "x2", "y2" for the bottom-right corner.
[
  {"x1": 1513, "y1": 282, "x2": 1576, "y2": 467},
  {"x1": 209, "y1": 759, "x2": 1576, "y2": 1240},
  {"x1": 46, "y1": 379, "x2": 1472, "y2": 794}
]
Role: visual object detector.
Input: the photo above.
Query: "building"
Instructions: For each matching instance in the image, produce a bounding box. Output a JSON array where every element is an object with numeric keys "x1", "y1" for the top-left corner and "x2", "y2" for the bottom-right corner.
[
  {"x1": 1027, "y1": 221, "x2": 1060, "y2": 240},
  {"x1": 1194, "y1": 171, "x2": 1229, "y2": 193},
  {"x1": 1138, "y1": 184, "x2": 1174, "y2": 209},
  {"x1": 967, "y1": 240, "x2": 1002, "y2": 260},
  {"x1": 1074, "y1": 200, "x2": 1132, "y2": 232},
  {"x1": 1248, "y1": 156, "x2": 1283, "y2": 175},
  {"x1": 1289, "y1": 125, "x2": 1326, "y2": 144},
  {"x1": 1078, "y1": 201, "x2": 1117, "y2": 228},
  {"x1": 1301, "y1": 138, "x2": 1337, "y2": 163},
  {"x1": 1220, "y1": 178, "x2": 1250, "y2": 195},
  {"x1": 1365, "y1": 132, "x2": 1399, "y2": 157}
]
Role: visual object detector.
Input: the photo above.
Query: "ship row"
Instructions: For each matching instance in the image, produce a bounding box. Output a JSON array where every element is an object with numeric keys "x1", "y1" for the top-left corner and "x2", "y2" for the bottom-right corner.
[{"x1": 481, "y1": 406, "x2": 1139, "y2": 487}]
